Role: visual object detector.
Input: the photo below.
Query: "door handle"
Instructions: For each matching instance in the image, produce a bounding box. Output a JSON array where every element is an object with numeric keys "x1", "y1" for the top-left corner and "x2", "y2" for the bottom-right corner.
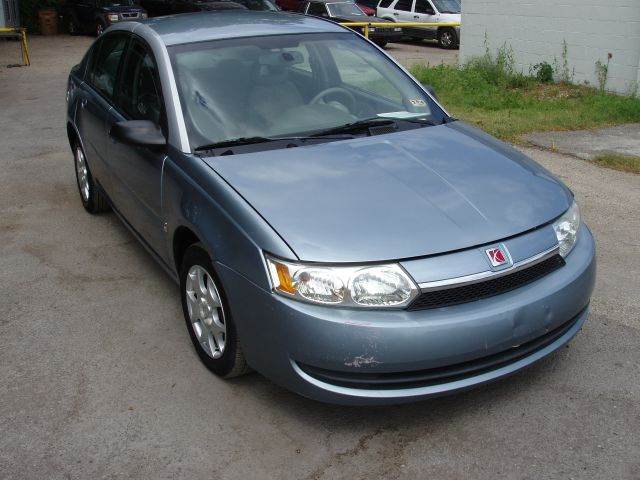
[
  {"x1": 393, "y1": 12, "x2": 398, "y2": 15},
  {"x1": 413, "y1": 15, "x2": 419, "y2": 18},
  {"x1": 80, "y1": 97, "x2": 88, "y2": 108}
]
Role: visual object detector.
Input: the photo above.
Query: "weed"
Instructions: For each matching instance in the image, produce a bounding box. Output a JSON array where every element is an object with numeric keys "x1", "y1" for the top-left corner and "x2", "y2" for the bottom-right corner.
[
  {"x1": 592, "y1": 153, "x2": 640, "y2": 174},
  {"x1": 595, "y1": 53, "x2": 612, "y2": 92},
  {"x1": 532, "y1": 62, "x2": 554, "y2": 83},
  {"x1": 553, "y1": 40, "x2": 574, "y2": 83}
]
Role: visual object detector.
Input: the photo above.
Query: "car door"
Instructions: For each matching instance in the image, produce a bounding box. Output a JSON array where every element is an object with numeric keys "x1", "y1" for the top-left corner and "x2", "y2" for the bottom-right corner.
[
  {"x1": 76, "y1": 32, "x2": 128, "y2": 194},
  {"x1": 390, "y1": 0, "x2": 413, "y2": 22},
  {"x1": 411, "y1": 0, "x2": 436, "y2": 38},
  {"x1": 106, "y1": 38, "x2": 168, "y2": 257}
]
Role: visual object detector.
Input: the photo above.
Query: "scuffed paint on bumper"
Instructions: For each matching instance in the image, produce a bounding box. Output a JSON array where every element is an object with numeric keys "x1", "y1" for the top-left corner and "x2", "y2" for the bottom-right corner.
[{"x1": 218, "y1": 227, "x2": 595, "y2": 405}]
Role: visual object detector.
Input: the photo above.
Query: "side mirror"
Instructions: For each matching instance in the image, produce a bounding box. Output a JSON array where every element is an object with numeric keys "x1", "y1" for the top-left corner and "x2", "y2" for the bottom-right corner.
[
  {"x1": 110, "y1": 120, "x2": 166, "y2": 147},
  {"x1": 422, "y1": 84, "x2": 438, "y2": 101}
]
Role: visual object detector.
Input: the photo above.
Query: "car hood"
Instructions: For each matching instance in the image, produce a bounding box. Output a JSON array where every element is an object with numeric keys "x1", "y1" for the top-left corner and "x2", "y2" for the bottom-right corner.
[{"x1": 204, "y1": 121, "x2": 571, "y2": 263}]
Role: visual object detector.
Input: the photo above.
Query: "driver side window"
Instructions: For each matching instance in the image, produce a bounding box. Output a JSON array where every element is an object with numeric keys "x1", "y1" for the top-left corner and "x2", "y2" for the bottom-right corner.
[
  {"x1": 118, "y1": 41, "x2": 163, "y2": 127},
  {"x1": 414, "y1": 0, "x2": 434, "y2": 14}
]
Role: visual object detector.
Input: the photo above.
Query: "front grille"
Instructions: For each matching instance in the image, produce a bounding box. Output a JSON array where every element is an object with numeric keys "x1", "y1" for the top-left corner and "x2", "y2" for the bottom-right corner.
[
  {"x1": 297, "y1": 310, "x2": 582, "y2": 390},
  {"x1": 408, "y1": 254, "x2": 565, "y2": 311},
  {"x1": 121, "y1": 12, "x2": 140, "y2": 18}
]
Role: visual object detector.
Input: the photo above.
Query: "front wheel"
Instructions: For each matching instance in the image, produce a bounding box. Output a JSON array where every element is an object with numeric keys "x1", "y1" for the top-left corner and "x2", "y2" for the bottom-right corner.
[
  {"x1": 438, "y1": 28, "x2": 458, "y2": 49},
  {"x1": 180, "y1": 244, "x2": 250, "y2": 378},
  {"x1": 73, "y1": 141, "x2": 109, "y2": 214}
]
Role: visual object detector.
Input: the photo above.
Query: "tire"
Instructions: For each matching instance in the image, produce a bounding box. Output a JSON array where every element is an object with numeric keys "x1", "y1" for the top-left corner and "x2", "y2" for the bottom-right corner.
[
  {"x1": 180, "y1": 244, "x2": 250, "y2": 378},
  {"x1": 95, "y1": 21, "x2": 105, "y2": 36},
  {"x1": 73, "y1": 141, "x2": 110, "y2": 214},
  {"x1": 438, "y1": 28, "x2": 457, "y2": 49},
  {"x1": 375, "y1": 41, "x2": 388, "y2": 48}
]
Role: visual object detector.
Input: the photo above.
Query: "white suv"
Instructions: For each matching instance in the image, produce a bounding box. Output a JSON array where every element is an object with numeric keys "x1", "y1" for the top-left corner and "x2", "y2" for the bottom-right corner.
[{"x1": 376, "y1": 0, "x2": 460, "y2": 48}]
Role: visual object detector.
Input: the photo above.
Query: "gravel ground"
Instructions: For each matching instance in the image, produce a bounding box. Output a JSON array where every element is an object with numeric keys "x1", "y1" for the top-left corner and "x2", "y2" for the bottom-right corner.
[{"x1": 0, "y1": 35, "x2": 638, "y2": 480}]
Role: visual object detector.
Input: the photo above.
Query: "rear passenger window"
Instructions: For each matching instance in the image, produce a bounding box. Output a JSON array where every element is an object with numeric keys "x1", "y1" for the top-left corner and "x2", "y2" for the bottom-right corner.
[
  {"x1": 378, "y1": 0, "x2": 393, "y2": 7},
  {"x1": 88, "y1": 33, "x2": 127, "y2": 100},
  {"x1": 394, "y1": 0, "x2": 412, "y2": 10}
]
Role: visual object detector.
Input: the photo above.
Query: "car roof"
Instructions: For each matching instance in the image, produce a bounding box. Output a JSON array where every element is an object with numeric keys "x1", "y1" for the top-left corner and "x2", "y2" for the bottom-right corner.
[{"x1": 119, "y1": 10, "x2": 346, "y2": 46}]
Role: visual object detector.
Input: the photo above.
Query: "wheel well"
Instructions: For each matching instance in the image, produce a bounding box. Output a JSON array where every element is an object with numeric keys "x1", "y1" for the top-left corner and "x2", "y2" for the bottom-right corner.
[
  {"x1": 67, "y1": 123, "x2": 77, "y2": 150},
  {"x1": 173, "y1": 227, "x2": 201, "y2": 272},
  {"x1": 438, "y1": 26, "x2": 455, "y2": 36}
]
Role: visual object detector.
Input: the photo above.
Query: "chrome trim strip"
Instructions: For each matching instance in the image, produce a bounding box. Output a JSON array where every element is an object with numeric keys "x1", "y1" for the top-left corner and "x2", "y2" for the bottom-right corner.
[{"x1": 417, "y1": 245, "x2": 560, "y2": 292}]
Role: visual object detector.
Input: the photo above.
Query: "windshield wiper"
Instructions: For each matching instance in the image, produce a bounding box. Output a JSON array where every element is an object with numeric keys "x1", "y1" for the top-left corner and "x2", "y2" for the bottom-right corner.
[
  {"x1": 195, "y1": 137, "x2": 277, "y2": 151},
  {"x1": 194, "y1": 134, "x2": 355, "y2": 152},
  {"x1": 311, "y1": 118, "x2": 398, "y2": 137}
]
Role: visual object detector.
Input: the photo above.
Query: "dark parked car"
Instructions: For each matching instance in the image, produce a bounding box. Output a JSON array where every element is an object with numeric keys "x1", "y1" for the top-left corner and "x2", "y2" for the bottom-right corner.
[
  {"x1": 297, "y1": 0, "x2": 402, "y2": 47},
  {"x1": 140, "y1": 0, "x2": 253, "y2": 17},
  {"x1": 64, "y1": 0, "x2": 147, "y2": 36},
  {"x1": 275, "y1": 0, "x2": 302, "y2": 10},
  {"x1": 66, "y1": 11, "x2": 595, "y2": 405}
]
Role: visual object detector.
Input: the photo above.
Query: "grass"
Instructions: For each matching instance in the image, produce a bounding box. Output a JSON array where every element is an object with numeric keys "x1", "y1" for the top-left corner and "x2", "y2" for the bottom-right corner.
[
  {"x1": 410, "y1": 63, "x2": 640, "y2": 144},
  {"x1": 592, "y1": 153, "x2": 640, "y2": 174}
]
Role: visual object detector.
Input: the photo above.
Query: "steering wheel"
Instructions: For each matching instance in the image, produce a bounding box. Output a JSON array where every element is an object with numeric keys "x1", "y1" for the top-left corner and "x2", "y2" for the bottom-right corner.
[{"x1": 310, "y1": 87, "x2": 356, "y2": 113}]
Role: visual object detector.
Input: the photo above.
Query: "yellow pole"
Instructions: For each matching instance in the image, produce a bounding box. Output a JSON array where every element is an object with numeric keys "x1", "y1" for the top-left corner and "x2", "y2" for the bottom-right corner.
[{"x1": 0, "y1": 27, "x2": 30, "y2": 66}]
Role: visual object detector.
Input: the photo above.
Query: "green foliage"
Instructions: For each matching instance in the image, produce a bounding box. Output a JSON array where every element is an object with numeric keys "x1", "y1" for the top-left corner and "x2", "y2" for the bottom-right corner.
[
  {"x1": 553, "y1": 40, "x2": 574, "y2": 84},
  {"x1": 410, "y1": 60, "x2": 640, "y2": 143},
  {"x1": 592, "y1": 153, "x2": 640, "y2": 174},
  {"x1": 532, "y1": 62, "x2": 554, "y2": 83},
  {"x1": 595, "y1": 53, "x2": 612, "y2": 93}
]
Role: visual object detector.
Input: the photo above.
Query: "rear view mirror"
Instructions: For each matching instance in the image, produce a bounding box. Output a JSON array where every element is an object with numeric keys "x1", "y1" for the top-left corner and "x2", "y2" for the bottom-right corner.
[{"x1": 110, "y1": 120, "x2": 166, "y2": 147}]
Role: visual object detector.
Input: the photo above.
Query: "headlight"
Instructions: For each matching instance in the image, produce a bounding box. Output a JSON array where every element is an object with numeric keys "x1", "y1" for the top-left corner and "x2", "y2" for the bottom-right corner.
[
  {"x1": 369, "y1": 27, "x2": 376, "y2": 32},
  {"x1": 108, "y1": 14, "x2": 119, "y2": 22},
  {"x1": 552, "y1": 200, "x2": 581, "y2": 258},
  {"x1": 265, "y1": 255, "x2": 418, "y2": 308},
  {"x1": 393, "y1": 27, "x2": 402, "y2": 32},
  {"x1": 141, "y1": 12, "x2": 148, "y2": 18}
]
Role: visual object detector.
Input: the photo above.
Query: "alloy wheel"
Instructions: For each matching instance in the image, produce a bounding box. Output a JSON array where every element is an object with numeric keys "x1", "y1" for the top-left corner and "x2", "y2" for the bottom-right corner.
[{"x1": 185, "y1": 265, "x2": 227, "y2": 359}]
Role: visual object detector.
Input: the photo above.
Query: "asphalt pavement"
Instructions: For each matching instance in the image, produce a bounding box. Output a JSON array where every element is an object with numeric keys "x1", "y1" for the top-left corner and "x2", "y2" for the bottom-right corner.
[{"x1": 0, "y1": 35, "x2": 638, "y2": 480}]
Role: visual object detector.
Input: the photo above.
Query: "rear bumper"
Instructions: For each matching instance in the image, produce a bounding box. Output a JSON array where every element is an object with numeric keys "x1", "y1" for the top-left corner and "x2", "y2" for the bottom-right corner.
[{"x1": 218, "y1": 226, "x2": 595, "y2": 405}]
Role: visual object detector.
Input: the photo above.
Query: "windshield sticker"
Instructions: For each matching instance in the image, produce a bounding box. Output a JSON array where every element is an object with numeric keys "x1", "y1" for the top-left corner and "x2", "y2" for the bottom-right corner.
[{"x1": 409, "y1": 98, "x2": 427, "y2": 107}]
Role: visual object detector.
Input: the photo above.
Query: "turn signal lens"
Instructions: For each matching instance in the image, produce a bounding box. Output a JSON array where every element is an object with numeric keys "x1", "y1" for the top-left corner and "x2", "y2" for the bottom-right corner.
[{"x1": 275, "y1": 262, "x2": 296, "y2": 295}]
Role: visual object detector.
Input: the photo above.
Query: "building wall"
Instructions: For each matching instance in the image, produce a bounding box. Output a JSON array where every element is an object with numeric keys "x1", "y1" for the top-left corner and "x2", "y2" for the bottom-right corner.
[
  {"x1": 459, "y1": 0, "x2": 640, "y2": 94},
  {"x1": 0, "y1": 0, "x2": 6, "y2": 29}
]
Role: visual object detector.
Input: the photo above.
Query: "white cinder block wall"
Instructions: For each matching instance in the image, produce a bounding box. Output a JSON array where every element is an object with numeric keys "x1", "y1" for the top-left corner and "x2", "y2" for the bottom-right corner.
[{"x1": 459, "y1": 0, "x2": 640, "y2": 94}]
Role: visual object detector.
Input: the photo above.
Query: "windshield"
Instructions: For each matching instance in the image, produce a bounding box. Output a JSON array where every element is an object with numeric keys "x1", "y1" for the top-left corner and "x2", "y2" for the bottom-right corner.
[
  {"x1": 234, "y1": 0, "x2": 279, "y2": 9},
  {"x1": 432, "y1": 0, "x2": 460, "y2": 13},
  {"x1": 327, "y1": 2, "x2": 365, "y2": 16},
  {"x1": 169, "y1": 33, "x2": 447, "y2": 150}
]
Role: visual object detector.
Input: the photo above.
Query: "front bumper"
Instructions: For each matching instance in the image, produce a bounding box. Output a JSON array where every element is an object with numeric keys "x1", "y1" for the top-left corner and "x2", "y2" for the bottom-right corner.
[{"x1": 218, "y1": 226, "x2": 595, "y2": 405}]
